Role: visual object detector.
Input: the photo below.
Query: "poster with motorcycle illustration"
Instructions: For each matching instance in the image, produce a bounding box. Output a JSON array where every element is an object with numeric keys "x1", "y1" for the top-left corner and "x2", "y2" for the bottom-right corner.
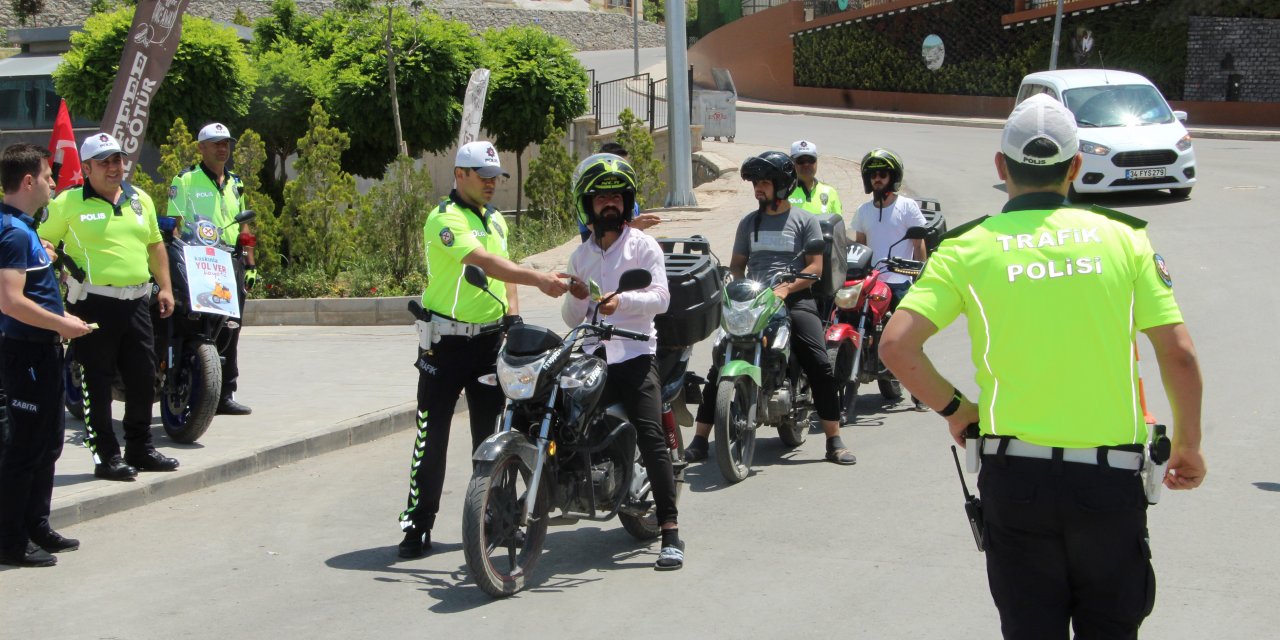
[{"x1": 182, "y1": 245, "x2": 240, "y2": 318}]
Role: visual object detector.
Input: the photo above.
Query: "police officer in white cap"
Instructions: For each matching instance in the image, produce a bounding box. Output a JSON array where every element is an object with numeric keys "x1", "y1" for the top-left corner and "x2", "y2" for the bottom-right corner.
[
  {"x1": 396, "y1": 140, "x2": 570, "y2": 558},
  {"x1": 786, "y1": 139, "x2": 842, "y2": 215},
  {"x1": 169, "y1": 122, "x2": 254, "y2": 415}
]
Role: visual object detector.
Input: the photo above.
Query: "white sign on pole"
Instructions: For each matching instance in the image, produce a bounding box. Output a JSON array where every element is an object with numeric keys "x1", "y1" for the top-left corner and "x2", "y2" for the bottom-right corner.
[
  {"x1": 181, "y1": 246, "x2": 240, "y2": 318},
  {"x1": 458, "y1": 68, "x2": 491, "y2": 148}
]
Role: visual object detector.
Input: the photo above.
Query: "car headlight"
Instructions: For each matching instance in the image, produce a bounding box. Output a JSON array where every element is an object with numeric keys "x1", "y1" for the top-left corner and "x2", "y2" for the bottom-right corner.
[
  {"x1": 497, "y1": 355, "x2": 546, "y2": 400},
  {"x1": 835, "y1": 283, "x2": 863, "y2": 309},
  {"x1": 723, "y1": 299, "x2": 763, "y2": 336},
  {"x1": 1079, "y1": 140, "x2": 1110, "y2": 156},
  {"x1": 1176, "y1": 134, "x2": 1193, "y2": 152}
]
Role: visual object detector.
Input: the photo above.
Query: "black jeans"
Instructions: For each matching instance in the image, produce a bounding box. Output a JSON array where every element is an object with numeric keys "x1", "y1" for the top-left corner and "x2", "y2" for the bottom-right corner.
[
  {"x1": 0, "y1": 339, "x2": 64, "y2": 555},
  {"x1": 219, "y1": 255, "x2": 247, "y2": 398},
  {"x1": 399, "y1": 332, "x2": 505, "y2": 532},
  {"x1": 696, "y1": 294, "x2": 840, "y2": 424},
  {"x1": 979, "y1": 453, "x2": 1155, "y2": 640},
  {"x1": 602, "y1": 354, "x2": 678, "y2": 526},
  {"x1": 69, "y1": 294, "x2": 157, "y2": 462}
]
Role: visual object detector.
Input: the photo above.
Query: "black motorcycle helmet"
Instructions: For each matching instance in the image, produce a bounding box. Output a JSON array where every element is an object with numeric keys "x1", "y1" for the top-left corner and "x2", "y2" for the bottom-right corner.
[
  {"x1": 572, "y1": 153, "x2": 638, "y2": 228},
  {"x1": 860, "y1": 148, "x2": 905, "y2": 194},
  {"x1": 740, "y1": 151, "x2": 798, "y2": 203}
]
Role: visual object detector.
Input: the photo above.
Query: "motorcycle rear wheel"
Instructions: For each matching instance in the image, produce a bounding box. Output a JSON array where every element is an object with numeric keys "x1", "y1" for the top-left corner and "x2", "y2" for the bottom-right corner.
[
  {"x1": 714, "y1": 378, "x2": 757, "y2": 484},
  {"x1": 160, "y1": 343, "x2": 221, "y2": 444},
  {"x1": 777, "y1": 373, "x2": 809, "y2": 448},
  {"x1": 878, "y1": 377, "x2": 902, "y2": 400},
  {"x1": 620, "y1": 447, "x2": 663, "y2": 540},
  {"x1": 463, "y1": 454, "x2": 549, "y2": 598},
  {"x1": 63, "y1": 350, "x2": 85, "y2": 421}
]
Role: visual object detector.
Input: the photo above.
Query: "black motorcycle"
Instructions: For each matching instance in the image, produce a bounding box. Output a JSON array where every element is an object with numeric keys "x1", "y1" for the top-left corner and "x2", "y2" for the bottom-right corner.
[
  {"x1": 458, "y1": 266, "x2": 668, "y2": 598},
  {"x1": 64, "y1": 211, "x2": 254, "y2": 444}
]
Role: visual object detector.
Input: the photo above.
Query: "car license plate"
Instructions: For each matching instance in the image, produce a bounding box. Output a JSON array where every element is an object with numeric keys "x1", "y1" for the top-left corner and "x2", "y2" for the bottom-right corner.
[{"x1": 1126, "y1": 168, "x2": 1167, "y2": 179}]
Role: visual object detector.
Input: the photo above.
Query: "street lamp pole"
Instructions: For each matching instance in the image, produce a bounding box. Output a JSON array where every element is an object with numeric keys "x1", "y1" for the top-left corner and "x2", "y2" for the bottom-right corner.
[
  {"x1": 1049, "y1": 0, "x2": 1065, "y2": 70},
  {"x1": 664, "y1": 0, "x2": 697, "y2": 207},
  {"x1": 633, "y1": 0, "x2": 640, "y2": 76}
]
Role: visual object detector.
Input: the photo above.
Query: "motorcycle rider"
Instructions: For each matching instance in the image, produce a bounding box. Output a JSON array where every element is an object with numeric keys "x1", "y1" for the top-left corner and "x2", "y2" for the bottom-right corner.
[
  {"x1": 787, "y1": 140, "x2": 841, "y2": 216},
  {"x1": 684, "y1": 151, "x2": 856, "y2": 466},
  {"x1": 562, "y1": 153, "x2": 684, "y2": 570},
  {"x1": 851, "y1": 148, "x2": 928, "y2": 411}
]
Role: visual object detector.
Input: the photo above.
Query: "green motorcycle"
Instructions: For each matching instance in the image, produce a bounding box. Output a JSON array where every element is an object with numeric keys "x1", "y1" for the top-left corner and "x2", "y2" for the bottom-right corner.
[{"x1": 712, "y1": 270, "x2": 820, "y2": 483}]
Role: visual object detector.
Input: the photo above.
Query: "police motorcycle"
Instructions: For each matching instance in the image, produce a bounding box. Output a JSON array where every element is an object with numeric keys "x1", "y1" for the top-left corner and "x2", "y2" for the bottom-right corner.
[
  {"x1": 456, "y1": 265, "x2": 672, "y2": 598},
  {"x1": 63, "y1": 211, "x2": 255, "y2": 444},
  {"x1": 825, "y1": 226, "x2": 929, "y2": 423},
  {"x1": 710, "y1": 242, "x2": 824, "y2": 484}
]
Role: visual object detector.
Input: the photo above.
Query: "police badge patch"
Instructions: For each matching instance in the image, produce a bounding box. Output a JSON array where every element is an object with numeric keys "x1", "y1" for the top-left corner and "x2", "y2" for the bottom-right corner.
[
  {"x1": 820, "y1": 193, "x2": 829, "y2": 205},
  {"x1": 169, "y1": 185, "x2": 178, "y2": 199},
  {"x1": 1154, "y1": 254, "x2": 1172, "y2": 287},
  {"x1": 130, "y1": 195, "x2": 143, "y2": 217},
  {"x1": 440, "y1": 227, "x2": 454, "y2": 247}
]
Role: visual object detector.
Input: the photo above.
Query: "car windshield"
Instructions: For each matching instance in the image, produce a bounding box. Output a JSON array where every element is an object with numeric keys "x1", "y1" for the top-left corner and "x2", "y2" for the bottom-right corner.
[{"x1": 1063, "y1": 84, "x2": 1174, "y2": 127}]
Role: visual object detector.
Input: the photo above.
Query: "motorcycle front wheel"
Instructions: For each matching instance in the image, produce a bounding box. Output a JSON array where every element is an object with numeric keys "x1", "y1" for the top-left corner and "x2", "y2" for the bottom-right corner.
[
  {"x1": 462, "y1": 453, "x2": 549, "y2": 598},
  {"x1": 160, "y1": 343, "x2": 222, "y2": 444},
  {"x1": 714, "y1": 377, "x2": 757, "y2": 484}
]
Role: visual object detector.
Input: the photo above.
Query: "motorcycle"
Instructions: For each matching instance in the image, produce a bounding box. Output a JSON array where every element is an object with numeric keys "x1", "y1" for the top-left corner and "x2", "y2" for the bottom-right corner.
[
  {"x1": 459, "y1": 266, "x2": 675, "y2": 598},
  {"x1": 825, "y1": 226, "x2": 929, "y2": 424},
  {"x1": 64, "y1": 211, "x2": 255, "y2": 444},
  {"x1": 711, "y1": 265, "x2": 822, "y2": 484}
]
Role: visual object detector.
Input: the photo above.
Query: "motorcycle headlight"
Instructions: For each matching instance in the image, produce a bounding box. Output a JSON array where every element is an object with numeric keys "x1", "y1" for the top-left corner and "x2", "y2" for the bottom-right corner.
[
  {"x1": 723, "y1": 299, "x2": 763, "y2": 336},
  {"x1": 1079, "y1": 140, "x2": 1110, "y2": 156},
  {"x1": 497, "y1": 355, "x2": 547, "y2": 400},
  {"x1": 834, "y1": 283, "x2": 863, "y2": 309}
]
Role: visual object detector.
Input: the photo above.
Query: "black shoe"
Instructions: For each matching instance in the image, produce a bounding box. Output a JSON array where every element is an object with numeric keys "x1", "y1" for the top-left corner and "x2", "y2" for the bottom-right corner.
[
  {"x1": 0, "y1": 542, "x2": 57, "y2": 567},
  {"x1": 216, "y1": 397, "x2": 252, "y2": 415},
  {"x1": 30, "y1": 530, "x2": 79, "y2": 553},
  {"x1": 94, "y1": 456, "x2": 138, "y2": 481},
  {"x1": 125, "y1": 449, "x2": 180, "y2": 472},
  {"x1": 398, "y1": 528, "x2": 432, "y2": 559},
  {"x1": 683, "y1": 440, "x2": 708, "y2": 463}
]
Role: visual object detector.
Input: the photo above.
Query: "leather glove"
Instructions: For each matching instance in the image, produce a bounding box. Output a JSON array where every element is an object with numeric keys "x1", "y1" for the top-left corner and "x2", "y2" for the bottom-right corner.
[{"x1": 244, "y1": 267, "x2": 257, "y2": 291}]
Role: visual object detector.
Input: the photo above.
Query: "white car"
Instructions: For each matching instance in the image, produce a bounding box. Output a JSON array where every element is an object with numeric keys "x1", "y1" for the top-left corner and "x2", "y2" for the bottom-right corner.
[{"x1": 1016, "y1": 69, "x2": 1196, "y2": 199}]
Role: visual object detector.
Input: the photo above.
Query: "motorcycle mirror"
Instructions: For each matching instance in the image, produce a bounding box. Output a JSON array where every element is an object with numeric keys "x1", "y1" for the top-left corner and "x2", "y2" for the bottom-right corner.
[
  {"x1": 903, "y1": 226, "x2": 929, "y2": 240},
  {"x1": 233, "y1": 210, "x2": 257, "y2": 224},
  {"x1": 616, "y1": 268, "x2": 652, "y2": 293},
  {"x1": 463, "y1": 265, "x2": 489, "y2": 290},
  {"x1": 804, "y1": 238, "x2": 826, "y2": 254}
]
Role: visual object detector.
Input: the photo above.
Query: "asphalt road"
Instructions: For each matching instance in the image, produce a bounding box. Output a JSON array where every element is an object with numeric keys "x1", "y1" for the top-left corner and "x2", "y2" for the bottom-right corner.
[{"x1": 3, "y1": 108, "x2": 1279, "y2": 637}]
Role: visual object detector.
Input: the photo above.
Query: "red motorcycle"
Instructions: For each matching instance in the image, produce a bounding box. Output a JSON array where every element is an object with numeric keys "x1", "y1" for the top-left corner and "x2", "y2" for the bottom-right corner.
[{"x1": 825, "y1": 227, "x2": 930, "y2": 423}]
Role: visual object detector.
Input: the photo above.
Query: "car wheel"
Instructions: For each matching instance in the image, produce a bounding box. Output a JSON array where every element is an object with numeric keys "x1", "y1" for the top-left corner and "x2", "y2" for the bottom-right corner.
[{"x1": 1169, "y1": 187, "x2": 1192, "y2": 199}]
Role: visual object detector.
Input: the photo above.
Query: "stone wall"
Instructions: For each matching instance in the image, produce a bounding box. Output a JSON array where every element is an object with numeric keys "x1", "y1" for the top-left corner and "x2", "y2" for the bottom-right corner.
[
  {"x1": 1, "y1": 1, "x2": 665, "y2": 52},
  {"x1": 1184, "y1": 16, "x2": 1280, "y2": 103}
]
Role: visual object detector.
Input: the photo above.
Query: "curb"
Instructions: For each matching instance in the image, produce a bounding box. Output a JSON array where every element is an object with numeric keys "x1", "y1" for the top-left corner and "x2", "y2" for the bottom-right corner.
[
  {"x1": 51, "y1": 402, "x2": 420, "y2": 529},
  {"x1": 244, "y1": 296, "x2": 416, "y2": 327}
]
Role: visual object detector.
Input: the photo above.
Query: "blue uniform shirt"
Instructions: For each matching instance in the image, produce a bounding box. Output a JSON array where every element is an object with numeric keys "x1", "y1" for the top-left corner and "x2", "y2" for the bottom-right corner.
[{"x1": 0, "y1": 202, "x2": 65, "y2": 341}]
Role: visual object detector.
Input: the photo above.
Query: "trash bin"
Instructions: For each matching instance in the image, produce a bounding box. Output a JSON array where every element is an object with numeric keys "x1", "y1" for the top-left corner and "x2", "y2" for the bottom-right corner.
[{"x1": 693, "y1": 68, "x2": 737, "y2": 142}]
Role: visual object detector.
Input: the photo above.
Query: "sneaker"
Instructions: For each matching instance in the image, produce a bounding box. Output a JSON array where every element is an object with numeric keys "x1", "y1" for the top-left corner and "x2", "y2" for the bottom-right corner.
[
  {"x1": 683, "y1": 440, "x2": 708, "y2": 463},
  {"x1": 30, "y1": 530, "x2": 79, "y2": 553},
  {"x1": 655, "y1": 540, "x2": 685, "y2": 571},
  {"x1": 910, "y1": 396, "x2": 930, "y2": 412},
  {"x1": 0, "y1": 542, "x2": 57, "y2": 568},
  {"x1": 397, "y1": 527, "x2": 431, "y2": 559}
]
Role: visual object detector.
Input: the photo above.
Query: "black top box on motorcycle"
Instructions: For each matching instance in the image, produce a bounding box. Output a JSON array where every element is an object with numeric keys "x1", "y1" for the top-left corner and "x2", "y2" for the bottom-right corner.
[
  {"x1": 654, "y1": 236, "x2": 722, "y2": 348},
  {"x1": 916, "y1": 197, "x2": 948, "y2": 254},
  {"x1": 814, "y1": 214, "x2": 849, "y2": 298},
  {"x1": 845, "y1": 241, "x2": 873, "y2": 281}
]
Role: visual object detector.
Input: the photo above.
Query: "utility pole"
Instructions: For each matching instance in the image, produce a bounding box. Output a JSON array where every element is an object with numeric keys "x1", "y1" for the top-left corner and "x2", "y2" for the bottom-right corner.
[
  {"x1": 664, "y1": 0, "x2": 697, "y2": 206},
  {"x1": 633, "y1": 0, "x2": 640, "y2": 76},
  {"x1": 1049, "y1": 0, "x2": 1065, "y2": 70}
]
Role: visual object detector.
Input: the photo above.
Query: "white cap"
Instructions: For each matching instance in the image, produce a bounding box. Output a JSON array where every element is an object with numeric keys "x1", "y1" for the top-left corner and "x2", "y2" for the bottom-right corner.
[
  {"x1": 1001, "y1": 94, "x2": 1079, "y2": 165},
  {"x1": 80, "y1": 132, "x2": 123, "y2": 161},
  {"x1": 455, "y1": 141, "x2": 509, "y2": 179},
  {"x1": 790, "y1": 139, "x2": 818, "y2": 159},
  {"x1": 198, "y1": 122, "x2": 234, "y2": 143}
]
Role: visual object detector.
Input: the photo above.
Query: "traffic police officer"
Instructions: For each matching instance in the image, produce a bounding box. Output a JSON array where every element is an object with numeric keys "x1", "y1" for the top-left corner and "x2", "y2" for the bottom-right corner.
[
  {"x1": 0, "y1": 144, "x2": 92, "y2": 567},
  {"x1": 786, "y1": 140, "x2": 842, "y2": 215},
  {"x1": 881, "y1": 95, "x2": 1206, "y2": 639},
  {"x1": 39, "y1": 133, "x2": 180, "y2": 481},
  {"x1": 397, "y1": 140, "x2": 569, "y2": 559},
  {"x1": 169, "y1": 122, "x2": 254, "y2": 415}
]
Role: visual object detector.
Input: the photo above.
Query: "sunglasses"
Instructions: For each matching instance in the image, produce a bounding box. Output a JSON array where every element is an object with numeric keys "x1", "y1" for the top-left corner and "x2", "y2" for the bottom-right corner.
[
  {"x1": 793, "y1": 156, "x2": 817, "y2": 165},
  {"x1": 870, "y1": 169, "x2": 892, "y2": 178}
]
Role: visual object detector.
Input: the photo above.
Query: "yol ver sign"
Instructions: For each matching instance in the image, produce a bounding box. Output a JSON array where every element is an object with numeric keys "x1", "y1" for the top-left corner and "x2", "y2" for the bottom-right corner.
[{"x1": 99, "y1": 0, "x2": 191, "y2": 178}]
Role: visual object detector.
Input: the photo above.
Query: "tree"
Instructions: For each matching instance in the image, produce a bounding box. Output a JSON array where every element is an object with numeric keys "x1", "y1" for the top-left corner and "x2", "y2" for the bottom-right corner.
[
  {"x1": 232, "y1": 129, "x2": 281, "y2": 276},
  {"x1": 244, "y1": 40, "x2": 328, "y2": 211},
  {"x1": 323, "y1": 9, "x2": 485, "y2": 177},
  {"x1": 524, "y1": 113, "x2": 577, "y2": 224},
  {"x1": 251, "y1": 0, "x2": 315, "y2": 54},
  {"x1": 12, "y1": 0, "x2": 45, "y2": 26},
  {"x1": 482, "y1": 25, "x2": 589, "y2": 214},
  {"x1": 232, "y1": 8, "x2": 252, "y2": 27},
  {"x1": 613, "y1": 108, "x2": 665, "y2": 209},
  {"x1": 281, "y1": 103, "x2": 358, "y2": 276},
  {"x1": 128, "y1": 117, "x2": 197, "y2": 217},
  {"x1": 358, "y1": 154, "x2": 430, "y2": 281},
  {"x1": 53, "y1": 8, "x2": 256, "y2": 156}
]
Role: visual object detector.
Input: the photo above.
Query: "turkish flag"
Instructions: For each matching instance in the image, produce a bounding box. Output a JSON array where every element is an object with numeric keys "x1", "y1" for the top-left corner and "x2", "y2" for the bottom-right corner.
[{"x1": 48, "y1": 99, "x2": 82, "y2": 194}]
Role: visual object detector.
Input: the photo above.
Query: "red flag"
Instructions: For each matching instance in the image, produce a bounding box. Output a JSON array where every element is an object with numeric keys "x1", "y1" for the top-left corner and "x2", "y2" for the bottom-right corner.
[{"x1": 48, "y1": 99, "x2": 82, "y2": 194}]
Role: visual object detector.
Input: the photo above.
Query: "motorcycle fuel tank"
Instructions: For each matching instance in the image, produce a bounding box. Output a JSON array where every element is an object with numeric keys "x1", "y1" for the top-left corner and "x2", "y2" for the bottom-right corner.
[{"x1": 559, "y1": 354, "x2": 608, "y2": 435}]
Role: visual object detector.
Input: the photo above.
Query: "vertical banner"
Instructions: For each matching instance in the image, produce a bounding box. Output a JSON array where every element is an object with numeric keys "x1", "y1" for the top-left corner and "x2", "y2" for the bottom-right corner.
[
  {"x1": 48, "y1": 99, "x2": 82, "y2": 194},
  {"x1": 98, "y1": 0, "x2": 191, "y2": 178},
  {"x1": 456, "y1": 68, "x2": 490, "y2": 149}
]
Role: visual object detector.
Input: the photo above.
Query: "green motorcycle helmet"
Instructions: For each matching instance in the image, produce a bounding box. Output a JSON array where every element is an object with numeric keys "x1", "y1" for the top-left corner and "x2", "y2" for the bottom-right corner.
[
  {"x1": 572, "y1": 153, "x2": 638, "y2": 228},
  {"x1": 860, "y1": 148, "x2": 905, "y2": 194}
]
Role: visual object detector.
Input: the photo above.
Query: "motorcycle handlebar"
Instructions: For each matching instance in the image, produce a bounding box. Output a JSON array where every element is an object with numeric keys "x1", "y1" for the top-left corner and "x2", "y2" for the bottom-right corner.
[{"x1": 606, "y1": 325, "x2": 650, "y2": 342}]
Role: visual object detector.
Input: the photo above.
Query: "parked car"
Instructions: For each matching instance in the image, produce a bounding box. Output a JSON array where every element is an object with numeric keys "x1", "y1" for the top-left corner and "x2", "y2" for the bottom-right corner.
[{"x1": 1016, "y1": 69, "x2": 1196, "y2": 199}]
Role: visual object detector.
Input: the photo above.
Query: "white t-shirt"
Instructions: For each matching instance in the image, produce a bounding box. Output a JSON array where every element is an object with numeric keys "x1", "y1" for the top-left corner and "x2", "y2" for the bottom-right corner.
[{"x1": 851, "y1": 196, "x2": 927, "y2": 284}]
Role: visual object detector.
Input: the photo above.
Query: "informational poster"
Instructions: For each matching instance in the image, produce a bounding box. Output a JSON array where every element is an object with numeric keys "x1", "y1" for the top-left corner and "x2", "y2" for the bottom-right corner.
[{"x1": 182, "y1": 245, "x2": 240, "y2": 318}]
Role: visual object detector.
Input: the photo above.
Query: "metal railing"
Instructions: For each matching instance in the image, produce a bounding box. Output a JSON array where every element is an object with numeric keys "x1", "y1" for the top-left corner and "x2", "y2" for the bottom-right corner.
[{"x1": 592, "y1": 69, "x2": 694, "y2": 132}]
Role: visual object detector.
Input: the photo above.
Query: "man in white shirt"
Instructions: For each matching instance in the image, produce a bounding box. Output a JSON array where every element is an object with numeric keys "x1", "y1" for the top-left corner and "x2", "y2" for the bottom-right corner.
[
  {"x1": 561, "y1": 153, "x2": 684, "y2": 571},
  {"x1": 852, "y1": 148, "x2": 927, "y2": 410}
]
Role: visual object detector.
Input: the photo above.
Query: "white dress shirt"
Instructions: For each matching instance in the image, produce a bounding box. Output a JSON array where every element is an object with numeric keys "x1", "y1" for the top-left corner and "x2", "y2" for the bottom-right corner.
[{"x1": 561, "y1": 225, "x2": 669, "y2": 364}]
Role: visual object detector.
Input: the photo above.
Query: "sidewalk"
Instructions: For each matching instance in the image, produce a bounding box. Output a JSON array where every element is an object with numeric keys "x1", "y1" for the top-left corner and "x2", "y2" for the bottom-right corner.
[{"x1": 47, "y1": 141, "x2": 779, "y2": 530}]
